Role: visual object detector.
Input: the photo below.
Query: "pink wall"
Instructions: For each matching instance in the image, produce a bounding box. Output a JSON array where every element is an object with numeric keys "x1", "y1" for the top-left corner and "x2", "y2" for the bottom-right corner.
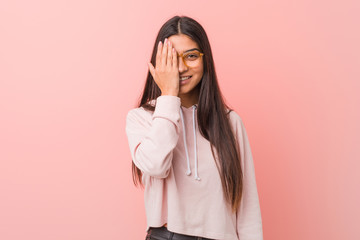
[{"x1": 0, "y1": 1, "x2": 359, "y2": 239}]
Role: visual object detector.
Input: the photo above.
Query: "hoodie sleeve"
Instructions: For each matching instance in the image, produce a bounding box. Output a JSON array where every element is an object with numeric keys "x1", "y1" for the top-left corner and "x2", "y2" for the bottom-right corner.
[
  {"x1": 125, "y1": 95, "x2": 181, "y2": 178},
  {"x1": 233, "y1": 113, "x2": 264, "y2": 240}
]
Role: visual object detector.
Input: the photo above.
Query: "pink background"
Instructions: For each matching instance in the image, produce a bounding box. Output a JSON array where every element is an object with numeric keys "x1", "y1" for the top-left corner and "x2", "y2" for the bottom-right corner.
[{"x1": 1, "y1": 0, "x2": 359, "y2": 239}]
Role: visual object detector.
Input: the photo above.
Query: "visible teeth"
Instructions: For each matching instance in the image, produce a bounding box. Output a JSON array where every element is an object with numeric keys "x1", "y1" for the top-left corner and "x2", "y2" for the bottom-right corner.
[{"x1": 180, "y1": 76, "x2": 191, "y2": 81}]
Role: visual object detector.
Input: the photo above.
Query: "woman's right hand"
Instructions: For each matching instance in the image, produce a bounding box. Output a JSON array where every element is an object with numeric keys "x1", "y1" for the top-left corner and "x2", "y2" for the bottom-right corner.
[{"x1": 148, "y1": 38, "x2": 179, "y2": 96}]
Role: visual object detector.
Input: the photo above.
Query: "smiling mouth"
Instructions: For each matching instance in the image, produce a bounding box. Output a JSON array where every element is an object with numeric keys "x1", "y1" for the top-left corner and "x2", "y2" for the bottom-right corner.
[{"x1": 180, "y1": 76, "x2": 192, "y2": 81}]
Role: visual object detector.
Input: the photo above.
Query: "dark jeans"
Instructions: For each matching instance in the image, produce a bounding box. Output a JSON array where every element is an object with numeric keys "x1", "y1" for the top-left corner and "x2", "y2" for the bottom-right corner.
[{"x1": 145, "y1": 226, "x2": 215, "y2": 240}]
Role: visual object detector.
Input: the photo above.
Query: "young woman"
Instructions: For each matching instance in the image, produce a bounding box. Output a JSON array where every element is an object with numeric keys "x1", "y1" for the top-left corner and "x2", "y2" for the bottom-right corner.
[{"x1": 125, "y1": 15, "x2": 263, "y2": 240}]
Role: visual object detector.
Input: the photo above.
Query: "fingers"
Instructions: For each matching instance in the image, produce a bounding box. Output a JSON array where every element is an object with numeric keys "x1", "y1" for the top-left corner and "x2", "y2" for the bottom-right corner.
[
  {"x1": 161, "y1": 38, "x2": 168, "y2": 67},
  {"x1": 155, "y1": 38, "x2": 176, "y2": 71},
  {"x1": 167, "y1": 40, "x2": 173, "y2": 67},
  {"x1": 172, "y1": 47, "x2": 177, "y2": 69},
  {"x1": 156, "y1": 40, "x2": 162, "y2": 68}
]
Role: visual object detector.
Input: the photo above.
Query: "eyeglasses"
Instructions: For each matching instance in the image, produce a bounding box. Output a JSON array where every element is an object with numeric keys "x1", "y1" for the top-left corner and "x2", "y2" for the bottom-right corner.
[{"x1": 177, "y1": 50, "x2": 204, "y2": 68}]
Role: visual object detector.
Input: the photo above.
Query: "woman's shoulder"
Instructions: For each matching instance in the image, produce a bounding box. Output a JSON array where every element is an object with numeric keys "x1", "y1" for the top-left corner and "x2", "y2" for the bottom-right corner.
[
  {"x1": 224, "y1": 108, "x2": 248, "y2": 143},
  {"x1": 225, "y1": 107, "x2": 243, "y2": 124},
  {"x1": 126, "y1": 99, "x2": 156, "y2": 122}
]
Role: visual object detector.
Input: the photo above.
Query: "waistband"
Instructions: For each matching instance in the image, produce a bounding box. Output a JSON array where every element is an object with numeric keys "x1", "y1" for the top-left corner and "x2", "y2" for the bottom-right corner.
[{"x1": 147, "y1": 226, "x2": 214, "y2": 240}]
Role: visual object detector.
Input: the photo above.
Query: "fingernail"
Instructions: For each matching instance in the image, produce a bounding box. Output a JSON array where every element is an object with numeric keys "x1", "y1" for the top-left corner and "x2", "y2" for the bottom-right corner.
[
  {"x1": 159, "y1": 41, "x2": 162, "y2": 46},
  {"x1": 165, "y1": 38, "x2": 167, "y2": 43}
]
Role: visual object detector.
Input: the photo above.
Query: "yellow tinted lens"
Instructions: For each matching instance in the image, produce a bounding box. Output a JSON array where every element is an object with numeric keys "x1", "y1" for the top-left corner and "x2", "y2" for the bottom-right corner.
[{"x1": 184, "y1": 52, "x2": 201, "y2": 67}]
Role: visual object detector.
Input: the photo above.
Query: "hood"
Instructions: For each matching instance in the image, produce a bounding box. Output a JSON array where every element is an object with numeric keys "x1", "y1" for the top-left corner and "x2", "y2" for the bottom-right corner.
[{"x1": 180, "y1": 104, "x2": 201, "y2": 181}]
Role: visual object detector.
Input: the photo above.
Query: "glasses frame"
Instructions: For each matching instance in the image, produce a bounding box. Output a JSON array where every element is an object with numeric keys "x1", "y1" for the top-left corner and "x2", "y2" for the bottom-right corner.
[{"x1": 176, "y1": 51, "x2": 204, "y2": 68}]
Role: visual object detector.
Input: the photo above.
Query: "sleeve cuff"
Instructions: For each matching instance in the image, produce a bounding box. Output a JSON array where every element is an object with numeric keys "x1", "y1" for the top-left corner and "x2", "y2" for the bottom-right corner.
[{"x1": 152, "y1": 95, "x2": 181, "y2": 124}]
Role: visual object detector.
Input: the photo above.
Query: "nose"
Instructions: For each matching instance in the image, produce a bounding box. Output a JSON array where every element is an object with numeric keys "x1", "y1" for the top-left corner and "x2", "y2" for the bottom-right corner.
[{"x1": 178, "y1": 56, "x2": 188, "y2": 73}]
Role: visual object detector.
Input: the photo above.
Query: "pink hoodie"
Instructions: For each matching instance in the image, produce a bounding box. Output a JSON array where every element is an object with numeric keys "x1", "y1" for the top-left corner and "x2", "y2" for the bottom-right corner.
[{"x1": 125, "y1": 95, "x2": 263, "y2": 240}]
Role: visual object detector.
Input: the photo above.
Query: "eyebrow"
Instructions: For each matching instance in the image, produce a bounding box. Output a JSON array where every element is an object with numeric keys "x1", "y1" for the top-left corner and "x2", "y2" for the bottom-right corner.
[{"x1": 179, "y1": 48, "x2": 201, "y2": 55}]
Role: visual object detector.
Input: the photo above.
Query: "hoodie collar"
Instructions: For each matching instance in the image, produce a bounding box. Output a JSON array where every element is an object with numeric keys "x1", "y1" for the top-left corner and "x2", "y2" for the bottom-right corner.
[
  {"x1": 180, "y1": 104, "x2": 201, "y2": 181},
  {"x1": 180, "y1": 103, "x2": 198, "y2": 110}
]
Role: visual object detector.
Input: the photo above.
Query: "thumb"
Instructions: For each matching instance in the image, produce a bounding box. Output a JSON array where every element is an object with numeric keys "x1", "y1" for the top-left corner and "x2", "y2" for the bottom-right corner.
[{"x1": 148, "y1": 62, "x2": 155, "y2": 78}]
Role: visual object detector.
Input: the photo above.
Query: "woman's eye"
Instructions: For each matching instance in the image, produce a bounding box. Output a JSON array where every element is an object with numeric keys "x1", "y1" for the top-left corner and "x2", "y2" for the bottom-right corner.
[{"x1": 186, "y1": 53, "x2": 199, "y2": 60}]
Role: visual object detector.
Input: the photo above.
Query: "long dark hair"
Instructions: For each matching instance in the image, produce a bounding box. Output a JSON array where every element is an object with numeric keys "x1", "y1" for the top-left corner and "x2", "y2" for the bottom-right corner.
[{"x1": 131, "y1": 15, "x2": 243, "y2": 213}]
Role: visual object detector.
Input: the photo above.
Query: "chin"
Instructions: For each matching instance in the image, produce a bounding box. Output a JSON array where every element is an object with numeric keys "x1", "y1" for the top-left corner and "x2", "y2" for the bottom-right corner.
[{"x1": 180, "y1": 84, "x2": 199, "y2": 95}]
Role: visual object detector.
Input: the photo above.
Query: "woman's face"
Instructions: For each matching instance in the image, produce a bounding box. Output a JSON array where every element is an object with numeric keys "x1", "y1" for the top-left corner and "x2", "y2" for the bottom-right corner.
[{"x1": 168, "y1": 34, "x2": 204, "y2": 96}]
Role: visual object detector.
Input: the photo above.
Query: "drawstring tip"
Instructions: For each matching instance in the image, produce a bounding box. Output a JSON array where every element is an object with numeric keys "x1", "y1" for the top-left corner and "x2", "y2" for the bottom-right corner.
[
  {"x1": 195, "y1": 176, "x2": 201, "y2": 181},
  {"x1": 186, "y1": 169, "x2": 191, "y2": 175}
]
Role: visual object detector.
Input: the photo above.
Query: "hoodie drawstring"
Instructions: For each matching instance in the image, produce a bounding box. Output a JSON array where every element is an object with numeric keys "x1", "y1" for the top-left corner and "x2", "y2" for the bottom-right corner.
[{"x1": 179, "y1": 105, "x2": 201, "y2": 181}]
